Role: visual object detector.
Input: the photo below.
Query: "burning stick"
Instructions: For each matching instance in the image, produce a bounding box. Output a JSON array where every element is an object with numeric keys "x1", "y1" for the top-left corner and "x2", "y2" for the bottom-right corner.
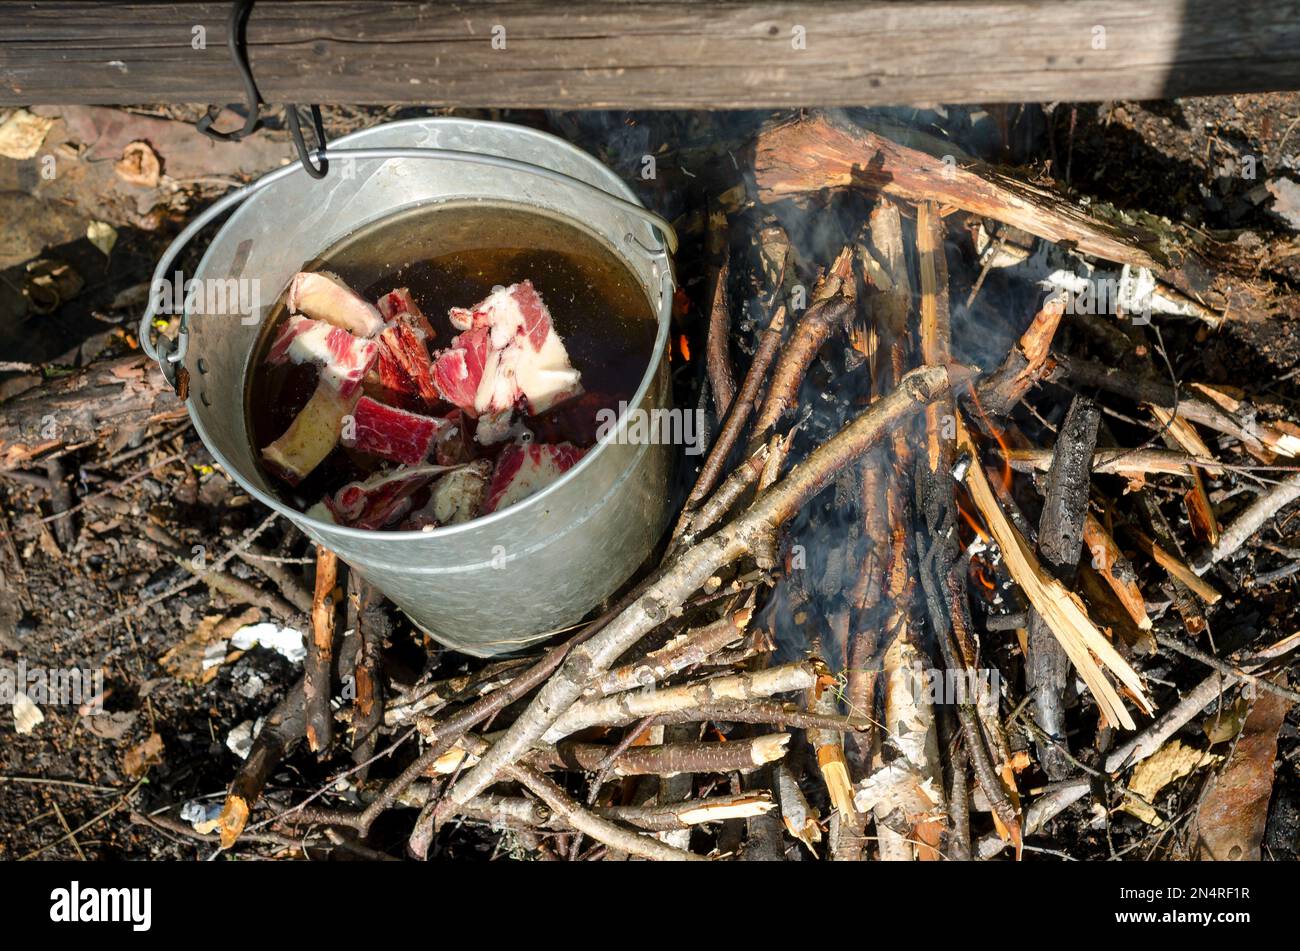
[
  {"x1": 305, "y1": 545, "x2": 338, "y2": 752},
  {"x1": 1025, "y1": 396, "x2": 1100, "y2": 778},
  {"x1": 754, "y1": 113, "x2": 1160, "y2": 268},
  {"x1": 955, "y1": 414, "x2": 1153, "y2": 730},
  {"x1": 437, "y1": 363, "x2": 959, "y2": 819}
]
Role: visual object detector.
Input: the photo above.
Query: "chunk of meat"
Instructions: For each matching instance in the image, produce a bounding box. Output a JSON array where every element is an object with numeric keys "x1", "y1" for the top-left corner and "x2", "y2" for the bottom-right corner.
[
  {"x1": 433, "y1": 409, "x2": 474, "y2": 466},
  {"x1": 288, "y1": 271, "x2": 384, "y2": 338},
  {"x1": 377, "y1": 287, "x2": 436, "y2": 340},
  {"x1": 260, "y1": 380, "x2": 360, "y2": 485},
  {"x1": 404, "y1": 460, "x2": 493, "y2": 529},
  {"x1": 482, "y1": 441, "x2": 585, "y2": 514},
  {"x1": 324, "y1": 464, "x2": 455, "y2": 530},
  {"x1": 379, "y1": 320, "x2": 439, "y2": 406},
  {"x1": 346, "y1": 395, "x2": 445, "y2": 465},
  {"x1": 433, "y1": 281, "x2": 583, "y2": 435},
  {"x1": 375, "y1": 286, "x2": 439, "y2": 405},
  {"x1": 267, "y1": 314, "x2": 380, "y2": 398}
]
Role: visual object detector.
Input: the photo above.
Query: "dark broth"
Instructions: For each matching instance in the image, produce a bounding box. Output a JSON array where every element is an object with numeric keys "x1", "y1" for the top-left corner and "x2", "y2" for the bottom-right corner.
[{"x1": 247, "y1": 201, "x2": 659, "y2": 513}]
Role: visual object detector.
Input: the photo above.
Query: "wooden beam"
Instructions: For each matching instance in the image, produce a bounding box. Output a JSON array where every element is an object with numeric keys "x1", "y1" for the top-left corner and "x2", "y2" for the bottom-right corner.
[{"x1": 2, "y1": 1, "x2": 1300, "y2": 108}]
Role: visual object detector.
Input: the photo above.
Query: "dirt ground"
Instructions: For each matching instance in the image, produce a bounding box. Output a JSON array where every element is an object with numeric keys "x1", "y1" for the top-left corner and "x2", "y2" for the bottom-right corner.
[{"x1": 1, "y1": 95, "x2": 1298, "y2": 860}]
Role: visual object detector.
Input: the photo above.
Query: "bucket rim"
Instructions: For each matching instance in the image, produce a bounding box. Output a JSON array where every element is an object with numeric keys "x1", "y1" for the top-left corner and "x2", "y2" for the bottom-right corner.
[{"x1": 186, "y1": 115, "x2": 673, "y2": 543}]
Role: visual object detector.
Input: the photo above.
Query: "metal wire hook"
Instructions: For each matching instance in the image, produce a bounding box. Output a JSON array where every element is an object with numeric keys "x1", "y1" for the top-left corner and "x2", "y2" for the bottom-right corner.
[
  {"x1": 286, "y1": 104, "x2": 329, "y2": 179},
  {"x1": 196, "y1": 0, "x2": 262, "y2": 143}
]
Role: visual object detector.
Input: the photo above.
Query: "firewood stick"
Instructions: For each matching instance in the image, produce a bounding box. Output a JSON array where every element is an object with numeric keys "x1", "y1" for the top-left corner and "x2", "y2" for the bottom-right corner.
[
  {"x1": 1196, "y1": 471, "x2": 1300, "y2": 573},
  {"x1": 917, "y1": 200, "x2": 955, "y2": 477},
  {"x1": 452, "y1": 733, "x2": 702, "y2": 861},
  {"x1": 1051, "y1": 355, "x2": 1288, "y2": 459},
  {"x1": 235, "y1": 543, "x2": 313, "y2": 615},
  {"x1": 417, "y1": 790, "x2": 774, "y2": 833},
  {"x1": 589, "y1": 606, "x2": 754, "y2": 697},
  {"x1": 543, "y1": 661, "x2": 821, "y2": 743},
  {"x1": 706, "y1": 256, "x2": 737, "y2": 417},
  {"x1": 806, "y1": 675, "x2": 856, "y2": 819},
  {"x1": 749, "y1": 253, "x2": 855, "y2": 447},
  {"x1": 754, "y1": 113, "x2": 1160, "y2": 268},
  {"x1": 977, "y1": 632, "x2": 1300, "y2": 857},
  {"x1": 535, "y1": 733, "x2": 789, "y2": 776},
  {"x1": 682, "y1": 442, "x2": 769, "y2": 542},
  {"x1": 1007, "y1": 446, "x2": 1230, "y2": 477},
  {"x1": 1082, "y1": 514, "x2": 1153, "y2": 633},
  {"x1": 677, "y1": 299, "x2": 788, "y2": 532},
  {"x1": 217, "y1": 678, "x2": 306, "y2": 849},
  {"x1": 776, "y1": 762, "x2": 823, "y2": 852},
  {"x1": 656, "y1": 699, "x2": 871, "y2": 733},
  {"x1": 349, "y1": 574, "x2": 387, "y2": 771},
  {"x1": 0, "y1": 354, "x2": 186, "y2": 471},
  {"x1": 435, "y1": 364, "x2": 961, "y2": 821},
  {"x1": 978, "y1": 296, "x2": 1066, "y2": 416},
  {"x1": 1026, "y1": 396, "x2": 1099, "y2": 779},
  {"x1": 1120, "y1": 522, "x2": 1222, "y2": 604},
  {"x1": 305, "y1": 545, "x2": 338, "y2": 753}
]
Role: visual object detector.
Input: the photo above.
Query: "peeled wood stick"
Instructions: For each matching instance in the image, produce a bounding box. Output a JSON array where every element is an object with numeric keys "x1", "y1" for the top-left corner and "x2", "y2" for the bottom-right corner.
[
  {"x1": 754, "y1": 113, "x2": 1160, "y2": 269},
  {"x1": 217, "y1": 679, "x2": 306, "y2": 849},
  {"x1": 705, "y1": 257, "x2": 736, "y2": 416},
  {"x1": 349, "y1": 574, "x2": 387, "y2": 771},
  {"x1": 806, "y1": 670, "x2": 856, "y2": 819},
  {"x1": 917, "y1": 200, "x2": 955, "y2": 476},
  {"x1": 1082, "y1": 514, "x2": 1153, "y2": 633},
  {"x1": 438, "y1": 365, "x2": 960, "y2": 817},
  {"x1": 589, "y1": 605, "x2": 754, "y2": 697},
  {"x1": 537, "y1": 733, "x2": 789, "y2": 776},
  {"x1": 1007, "y1": 446, "x2": 1228, "y2": 477},
  {"x1": 1121, "y1": 522, "x2": 1222, "y2": 604},
  {"x1": 543, "y1": 661, "x2": 820, "y2": 743},
  {"x1": 1196, "y1": 471, "x2": 1300, "y2": 573},
  {"x1": 978, "y1": 297, "x2": 1066, "y2": 416},
  {"x1": 305, "y1": 546, "x2": 338, "y2": 752}
]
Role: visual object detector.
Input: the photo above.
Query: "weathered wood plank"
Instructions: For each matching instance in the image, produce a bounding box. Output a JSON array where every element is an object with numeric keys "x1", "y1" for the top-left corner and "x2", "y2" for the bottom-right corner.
[{"x1": 2, "y1": 1, "x2": 1299, "y2": 108}]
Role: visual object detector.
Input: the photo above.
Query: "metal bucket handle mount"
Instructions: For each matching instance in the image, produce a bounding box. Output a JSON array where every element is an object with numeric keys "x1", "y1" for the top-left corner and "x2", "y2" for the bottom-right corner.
[{"x1": 139, "y1": 145, "x2": 679, "y2": 389}]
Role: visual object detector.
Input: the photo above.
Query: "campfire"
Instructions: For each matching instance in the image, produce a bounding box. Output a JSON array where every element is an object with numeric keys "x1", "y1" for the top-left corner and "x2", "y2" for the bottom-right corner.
[{"x1": 4, "y1": 105, "x2": 1299, "y2": 865}]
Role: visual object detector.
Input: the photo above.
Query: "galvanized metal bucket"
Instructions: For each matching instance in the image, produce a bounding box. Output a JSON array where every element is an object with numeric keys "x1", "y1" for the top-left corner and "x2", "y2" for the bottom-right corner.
[{"x1": 140, "y1": 118, "x2": 676, "y2": 656}]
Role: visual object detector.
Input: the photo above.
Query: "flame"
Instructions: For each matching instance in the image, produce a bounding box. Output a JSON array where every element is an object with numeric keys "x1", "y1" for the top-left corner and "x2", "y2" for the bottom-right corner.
[
  {"x1": 973, "y1": 559, "x2": 997, "y2": 591},
  {"x1": 967, "y1": 388, "x2": 1013, "y2": 494},
  {"x1": 956, "y1": 491, "x2": 990, "y2": 543},
  {"x1": 678, "y1": 334, "x2": 692, "y2": 362}
]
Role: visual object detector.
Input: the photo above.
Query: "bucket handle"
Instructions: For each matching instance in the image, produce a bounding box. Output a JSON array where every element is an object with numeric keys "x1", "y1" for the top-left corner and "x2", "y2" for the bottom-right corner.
[{"x1": 139, "y1": 145, "x2": 679, "y2": 390}]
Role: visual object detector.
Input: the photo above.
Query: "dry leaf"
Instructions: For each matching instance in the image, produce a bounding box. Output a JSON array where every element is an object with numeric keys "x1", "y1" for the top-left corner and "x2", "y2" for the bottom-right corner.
[
  {"x1": 0, "y1": 109, "x2": 55, "y2": 160},
  {"x1": 114, "y1": 140, "x2": 161, "y2": 188},
  {"x1": 1121, "y1": 739, "x2": 1219, "y2": 826},
  {"x1": 86, "y1": 220, "x2": 118, "y2": 257},
  {"x1": 84, "y1": 710, "x2": 138, "y2": 740},
  {"x1": 123, "y1": 732, "x2": 165, "y2": 778},
  {"x1": 160, "y1": 607, "x2": 262, "y2": 682}
]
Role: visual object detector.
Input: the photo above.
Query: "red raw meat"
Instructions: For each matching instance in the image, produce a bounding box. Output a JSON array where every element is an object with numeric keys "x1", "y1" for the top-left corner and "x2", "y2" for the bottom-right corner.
[
  {"x1": 482, "y1": 441, "x2": 585, "y2": 514},
  {"x1": 378, "y1": 287, "x2": 436, "y2": 340},
  {"x1": 324, "y1": 464, "x2": 453, "y2": 530},
  {"x1": 266, "y1": 314, "x2": 379, "y2": 398},
  {"x1": 346, "y1": 396, "x2": 445, "y2": 465},
  {"x1": 433, "y1": 282, "x2": 583, "y2": 440},
  {"x1": 375, "y1": 287, "x2": 439, "y2": 406},
  {"x1": 434, "y1": 409, "x2": 474, "y2": 466}
]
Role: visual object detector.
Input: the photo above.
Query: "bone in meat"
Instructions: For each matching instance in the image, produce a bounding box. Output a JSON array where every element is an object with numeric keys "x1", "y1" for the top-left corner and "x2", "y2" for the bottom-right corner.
[
  {"x1": 404, "y1": 459, "x2": 493, "y2": 529},
  {"x1": 347, "y1": 395, "x2": 445, "y2": 465},
  {"x1": 261, "y1": 379, "x2": 360, "y2": 484},
  {"x1": 482, "y1": 441, "x2": 585, "y2": 514},
  {"x1": 267, "y1": 314, "x2": 380, "y2": 398},
  {"x1": 325, "y1": 464, "x2": 456, "y2": 530},
  {"x1": 288, "y1": 271, "x2": 385, "y2": 338},
  {"x1": 434, "y1": 281, "x2": 583, "y2": 440}
]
